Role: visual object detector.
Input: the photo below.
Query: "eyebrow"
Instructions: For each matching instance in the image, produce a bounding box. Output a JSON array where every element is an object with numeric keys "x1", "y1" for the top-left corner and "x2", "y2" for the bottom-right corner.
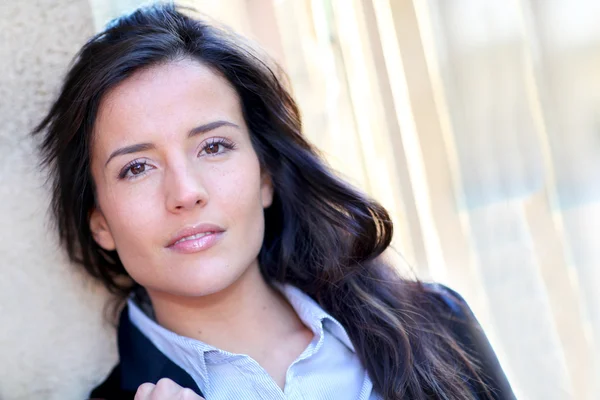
[{"x1": 104, "y1": 120, "x2": 239, "y2": 167}]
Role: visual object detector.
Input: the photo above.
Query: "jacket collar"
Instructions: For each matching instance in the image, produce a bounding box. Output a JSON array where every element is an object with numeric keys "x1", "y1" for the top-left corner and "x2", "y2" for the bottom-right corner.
[{"x1": 117, "y1": 305, "x2": 203, "y2": 396}]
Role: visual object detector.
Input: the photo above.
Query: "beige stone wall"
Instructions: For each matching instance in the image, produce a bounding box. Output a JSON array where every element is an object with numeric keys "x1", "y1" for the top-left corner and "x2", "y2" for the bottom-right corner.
[{"x1": 0, "y1": 1, "x2": 116, "y2": 399}]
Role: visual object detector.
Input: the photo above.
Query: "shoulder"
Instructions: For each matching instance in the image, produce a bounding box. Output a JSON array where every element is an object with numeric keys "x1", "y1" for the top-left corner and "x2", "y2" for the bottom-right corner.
[
  {"x1": 421, "y1": 282, "x2": 476, "y2": 324},
  {"x1": 421, "y1": 281, "x2": 467, "y2": 310},
  {"x1": 419, "y1": 282, "x2": 485, "y2": 352},
  {"x1": 89, "y1": 364, "x2": 136, "y2": 400},
  {"x1": 420, "y1": 282, "x2": 516, "y2": 400}
]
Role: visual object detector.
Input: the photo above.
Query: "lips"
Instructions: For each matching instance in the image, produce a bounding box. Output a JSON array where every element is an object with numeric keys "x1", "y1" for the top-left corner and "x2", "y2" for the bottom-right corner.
[
  {"x1": 173, "y1": 231, "x2": 215, "y2": 245},
  {"x1": 167, "y1": 223, "x2": 225, "y2": 248}
]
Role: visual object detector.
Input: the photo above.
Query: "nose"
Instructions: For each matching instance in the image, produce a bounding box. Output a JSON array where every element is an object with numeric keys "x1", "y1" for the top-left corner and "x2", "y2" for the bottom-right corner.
[{"x1": 165, "y1": 162, "x2": 208, "y2": 213}]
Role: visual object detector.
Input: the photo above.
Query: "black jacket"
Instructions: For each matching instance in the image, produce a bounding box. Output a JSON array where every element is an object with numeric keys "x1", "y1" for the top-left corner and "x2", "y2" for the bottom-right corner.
[{"x1": 89, "y1": 284, "x2": 516, "y2": 399}]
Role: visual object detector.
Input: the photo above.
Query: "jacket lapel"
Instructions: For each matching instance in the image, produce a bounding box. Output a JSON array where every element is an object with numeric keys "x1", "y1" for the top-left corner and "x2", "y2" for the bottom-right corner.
[{"x1": 117, "y1": 305, "x2": 203, "y2": 396}]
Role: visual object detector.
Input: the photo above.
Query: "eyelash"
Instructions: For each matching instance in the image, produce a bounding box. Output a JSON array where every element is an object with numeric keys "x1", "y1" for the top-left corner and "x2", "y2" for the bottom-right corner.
[
  {"x1": 118, "y1": 159, "x2": 150, "y2": 180},
  {"x1": 117, "y1": 137, "x2": 237, "y2": 180},
  {"x1": 198, "y1": 137, "x2": 236, "y2": 157}
]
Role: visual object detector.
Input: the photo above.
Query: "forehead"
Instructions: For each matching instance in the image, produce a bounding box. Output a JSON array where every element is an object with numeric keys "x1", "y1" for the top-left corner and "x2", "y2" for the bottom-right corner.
[{"x1": 93, "y1": 59, "x2": 242, "y2": 147}]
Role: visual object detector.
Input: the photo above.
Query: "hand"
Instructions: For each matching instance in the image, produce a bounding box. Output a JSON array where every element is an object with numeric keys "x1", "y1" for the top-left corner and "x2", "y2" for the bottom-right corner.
[{"x1": 134, "y1": 378, "x2": 205, "y2": 400}]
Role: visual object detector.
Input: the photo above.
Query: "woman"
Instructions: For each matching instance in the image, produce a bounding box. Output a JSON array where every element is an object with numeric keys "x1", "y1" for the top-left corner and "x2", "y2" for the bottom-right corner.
[{"x1": 34, "y1": 3, "x2": 515, "y2": 400}]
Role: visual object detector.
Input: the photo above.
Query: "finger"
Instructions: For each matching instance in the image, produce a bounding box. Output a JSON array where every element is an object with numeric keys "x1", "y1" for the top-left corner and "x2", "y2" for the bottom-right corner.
[
  {"x1": 153, "y1": 378, "x2": 182, "y2": 397},
  {"x1": 134, "y1": 382, "x2": 155, "y2": 400},
  {"x1": 178, "y1": 388, "x2": 205, "y2": 400}
]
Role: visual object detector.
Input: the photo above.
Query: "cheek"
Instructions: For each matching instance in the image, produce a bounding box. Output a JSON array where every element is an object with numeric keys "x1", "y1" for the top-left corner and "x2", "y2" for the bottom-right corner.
[
  {"x1": 101, "y1": 183, "x2": 162, "y2": 250},
  {"x1": 208, "y1": 160, "x2": 265, "y2": 227}
]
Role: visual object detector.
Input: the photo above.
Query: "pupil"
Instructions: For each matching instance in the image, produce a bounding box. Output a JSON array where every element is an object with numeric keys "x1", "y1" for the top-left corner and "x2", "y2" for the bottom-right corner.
[
  {"x1": 207, "y1": 143, "x2": 219, "y2": 154},
  {"x1": 131, "y1": 163, "x2": 144, "y2": 174}
]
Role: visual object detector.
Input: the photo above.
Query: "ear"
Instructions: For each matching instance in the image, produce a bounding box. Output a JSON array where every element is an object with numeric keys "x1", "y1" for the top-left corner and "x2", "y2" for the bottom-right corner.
[
  {"x1": 89, "y1": 207, "x2": 116, "y2": 251},
  {"x1": 260, "y1": 172, "x2": 274, "y2": 208}
]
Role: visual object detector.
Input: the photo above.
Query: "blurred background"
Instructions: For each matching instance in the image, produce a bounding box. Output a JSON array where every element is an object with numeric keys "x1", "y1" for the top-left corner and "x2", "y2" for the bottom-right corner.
[{"x1": 0, "y1": 0, "x2": 598, "y2": 399}]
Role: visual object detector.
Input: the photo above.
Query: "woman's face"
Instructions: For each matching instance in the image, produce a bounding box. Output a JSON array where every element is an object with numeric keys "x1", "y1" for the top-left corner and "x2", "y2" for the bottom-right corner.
[{"x1": 89, "y1": 59, "x2": 273, "y2": 298}]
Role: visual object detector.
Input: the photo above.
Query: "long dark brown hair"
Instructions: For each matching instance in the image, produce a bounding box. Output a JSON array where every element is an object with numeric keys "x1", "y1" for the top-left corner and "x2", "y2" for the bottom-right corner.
[{"x1": 34, "y1": 3, "x2": 494, "y2": 399}]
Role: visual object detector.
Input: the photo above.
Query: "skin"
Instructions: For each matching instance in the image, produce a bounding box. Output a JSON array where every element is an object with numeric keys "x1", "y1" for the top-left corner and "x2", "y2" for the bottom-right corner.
[
  {"x1": 135, "y1": 378, "x2": 204, "y2": 400},
  {"x1": 89, "y1": 59, "x2": 313, "y2": 394}
]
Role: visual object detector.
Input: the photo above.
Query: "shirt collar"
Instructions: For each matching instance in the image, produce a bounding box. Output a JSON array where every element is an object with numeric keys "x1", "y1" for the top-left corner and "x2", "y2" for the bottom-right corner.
[
  {"x1": 127, "y1": 284, "x2": 356, "y2": 388},
  {"x1": 276, "y1": 284, "x2": 355, "y2": 352}
]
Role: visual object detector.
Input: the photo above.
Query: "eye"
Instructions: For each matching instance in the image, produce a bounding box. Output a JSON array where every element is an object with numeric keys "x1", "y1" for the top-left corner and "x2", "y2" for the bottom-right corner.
[
  {"x1": 130, "y1": 162, "x2": 146, "y2": 175},
  {"x1": 205, "y1": 142, "x2": 221, "y2": 155},
  {"x1": 199, "y1": 137, "x2": 236, "y2": 157},
  {"x1": 119, "y1": 160, "x2": 153, "y2": 180}
]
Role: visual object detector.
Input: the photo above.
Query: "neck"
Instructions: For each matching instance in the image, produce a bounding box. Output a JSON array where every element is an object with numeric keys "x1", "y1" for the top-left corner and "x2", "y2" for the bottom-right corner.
[{"x1": 146, "y1": 262, "x2": 303, "y2": 354}]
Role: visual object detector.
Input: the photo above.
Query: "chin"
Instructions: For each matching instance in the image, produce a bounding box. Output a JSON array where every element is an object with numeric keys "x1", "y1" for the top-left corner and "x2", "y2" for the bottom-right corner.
[{"x1": 163, "y1": 264, "x2": 250, "y2": 298}]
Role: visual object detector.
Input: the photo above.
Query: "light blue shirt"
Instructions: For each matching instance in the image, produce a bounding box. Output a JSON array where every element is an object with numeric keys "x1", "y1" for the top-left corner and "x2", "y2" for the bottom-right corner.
[{"x1": 128, "y1": 285, "x2": 381, "y2": 399}]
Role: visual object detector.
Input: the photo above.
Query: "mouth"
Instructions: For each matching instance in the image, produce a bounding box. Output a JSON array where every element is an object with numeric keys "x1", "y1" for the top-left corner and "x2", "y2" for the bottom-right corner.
[
  {"x1": 173, "y1": 231, "x2": 217, "y2": 245},
  {"x1": 167, "y1": 224, "x2": 225, "y2": 254}
]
